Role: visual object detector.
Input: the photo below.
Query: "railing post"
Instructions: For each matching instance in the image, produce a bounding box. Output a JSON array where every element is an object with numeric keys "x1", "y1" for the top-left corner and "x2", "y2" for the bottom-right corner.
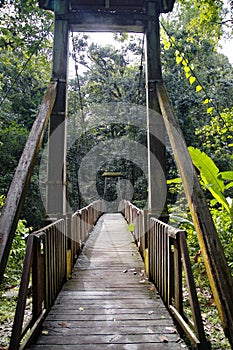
[
  {"x1": 32, "y1": 236, "x2": 43, "y2": 320},
  {"x1": 9, "y1": 235, "x2": 35, "y2": 350},
  {"x1": 173, "y1": 238, "x2": 183, "y2": 316},
  {"x1": 66, "y1": 213, "x2": 72, "y2": 279},
  {"x1": 179, "y1": 232, "x2": 210, "y2": 348}
]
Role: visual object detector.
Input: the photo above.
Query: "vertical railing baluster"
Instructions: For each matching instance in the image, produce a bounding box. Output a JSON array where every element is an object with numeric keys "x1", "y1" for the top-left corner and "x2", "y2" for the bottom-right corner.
[
  {"x1": 32, "y1": 236, "x2": 43, "y2": 320},
  {"x1": 173, "y1": 237, "x2": 183, "y2": 315}
]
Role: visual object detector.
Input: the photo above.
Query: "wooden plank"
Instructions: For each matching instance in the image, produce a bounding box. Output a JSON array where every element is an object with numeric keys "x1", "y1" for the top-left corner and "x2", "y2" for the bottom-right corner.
[
  {"x1": 29, "y1": 344, "x2": 185, "y2": 350},
  {"x1": 45, "y1": 314, "x2": 172, "y2": 321},
  {"x1": 0, "y1": 81, "x2": 57, "y2": 284},
  {"x1": 27, "y1": 214, "x2": 187, "y2": 349},
  {"x1": 35, "y1": 334, "x2": 181, "y2": 344},
  {"x1": 38, "y1": 325, "x2": 178, "y2": 335}
]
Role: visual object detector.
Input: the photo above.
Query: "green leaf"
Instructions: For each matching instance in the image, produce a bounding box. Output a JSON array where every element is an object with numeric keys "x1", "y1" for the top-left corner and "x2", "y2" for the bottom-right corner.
[
  {"x1": 189, "y1": 147, "x2": 224, "y2": 192},
  {"x1": 219, "y1": 171, "x2": 233, "y2": 180},
  {"x1": 169, "y1": 214, "x2": 194, "y2": 227},
  {"x1": 128, "y1": 223, "x2": 135, "y2": 232},
  {"x1": 188, "y1": 147, "x2": 230, "y2": 213},
  {"x1": 167, "y1": 178, "x2": 182, "y2": 184},
  {"x1": 225, "y1": 182, "x2": 233, "y2": 190}
]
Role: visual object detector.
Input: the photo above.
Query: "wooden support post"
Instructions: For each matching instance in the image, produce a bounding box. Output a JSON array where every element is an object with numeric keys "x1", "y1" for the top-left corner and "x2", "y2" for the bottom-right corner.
[
  {"x1": 46, "y1": 1, "x2": 69, "y2": 218},
  {"x1": 0, "y1": 82, "x2": 57, "y2": 284},
  {"x1": 157, "y1": 81, "x2": 233, "y2": 347},
  {"x1": 145, "y1": 0, "x2": 167, "y2": 220}
]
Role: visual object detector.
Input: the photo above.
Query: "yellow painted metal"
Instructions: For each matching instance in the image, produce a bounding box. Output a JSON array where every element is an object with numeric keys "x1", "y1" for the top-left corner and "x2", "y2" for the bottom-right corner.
[
  {"x1": 66, "y1": 250, "x2": 72, "y2": 279},
  {"x1": 144, "y1": 248, "x2": 149, "y2": 277}
]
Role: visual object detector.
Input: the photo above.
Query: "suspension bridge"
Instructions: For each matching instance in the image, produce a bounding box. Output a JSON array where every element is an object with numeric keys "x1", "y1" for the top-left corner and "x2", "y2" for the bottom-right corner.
[{"x1": 0, "y1": 1, "x2": 233, "y2": 349}]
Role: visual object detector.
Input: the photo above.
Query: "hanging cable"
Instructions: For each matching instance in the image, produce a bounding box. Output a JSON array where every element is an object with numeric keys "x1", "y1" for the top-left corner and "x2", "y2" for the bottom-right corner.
[
  {"x1": 71, "y1": 32, "x2": 85, "y2": 124},
  {"x1": 0, "y1": 22, "x2": 53, "y2": 109},
  {"x1": 160, "y1": 21, "x2": 229, "y2": 129},
  {"x1": 135, "y1": 32, "x2": 145, "y2": 105}
]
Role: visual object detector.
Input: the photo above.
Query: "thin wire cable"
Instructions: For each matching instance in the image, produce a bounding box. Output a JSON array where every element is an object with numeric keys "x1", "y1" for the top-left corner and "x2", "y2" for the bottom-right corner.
[
  {"x1": 135, "y1": 32, "x2": 145, "y2": 104},
  {"x1": 0, "y1": 22, "x2": 53, "y2": 108},
  {"x1": 160, "y1": 21, "x2": 228, "y2": 127},
  {"x1": 71, "y1": 32, "x2": 85, "y2": 124}
]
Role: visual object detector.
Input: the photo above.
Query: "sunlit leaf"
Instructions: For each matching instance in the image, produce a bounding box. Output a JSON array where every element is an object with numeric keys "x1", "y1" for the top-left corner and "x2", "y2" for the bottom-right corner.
[
  {"x1": 167, "y1": 178, "x2": 182, "y2": 184},
  {"x1": 207, "y1": 107, "x2": 214, "y2": 115},
  {"x1": 189, "y1": 76, "x2": 196, "y2": 84},
  {"x1": 128, "y1": 223, "x2": 135, "y2": 232},
  {"x1": 176, "y1": 56, "x2": 183, "y2": 64},
  {"x1": 219, "y1": 171, "x2": 233, "y2": 180},
  {"x1": 203, "y1": 98, "x2": 210, "y2": 105},
  {"x1": 188, "y1": 147, "x2": 230, "y2": 214}
]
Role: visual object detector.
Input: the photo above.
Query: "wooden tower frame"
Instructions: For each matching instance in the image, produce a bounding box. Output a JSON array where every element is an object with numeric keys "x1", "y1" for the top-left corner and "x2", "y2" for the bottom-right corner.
[{"x1": 39, "y1": 0, "x2": 175, "y2": 217}]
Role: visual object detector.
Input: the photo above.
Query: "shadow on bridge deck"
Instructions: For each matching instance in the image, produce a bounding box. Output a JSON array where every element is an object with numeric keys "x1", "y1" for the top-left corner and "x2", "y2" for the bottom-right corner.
[{"x1": 27, "y1": 213, "x2": 187, "y2": 350}]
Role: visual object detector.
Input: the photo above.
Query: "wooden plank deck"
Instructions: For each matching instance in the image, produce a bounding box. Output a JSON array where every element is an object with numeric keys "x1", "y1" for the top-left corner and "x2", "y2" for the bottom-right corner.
[{"x1": 28, "y1": 213, "x2": 187, "y2": 350}]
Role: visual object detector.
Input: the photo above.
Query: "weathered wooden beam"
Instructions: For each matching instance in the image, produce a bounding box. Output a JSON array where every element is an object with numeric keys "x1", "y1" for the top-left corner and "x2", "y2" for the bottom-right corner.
[
  {"x1": 156, "y1": 81, "x2": 233, "y2": 347},
  {"x1": 40, "y1": 0, "x2": 176, "y2": 14},
  {"x1": 67, "y1": 12, "x2": 145, "y2": 33},
  {"x1": 145, "y1": 1, "x2": 167, "y2": 219},
  {"x1": 46, "y1": 3, "x2": 69, "y2": 217},
  {"x1": 0, "y1": 81, "x2": 57, "y2": 284}
]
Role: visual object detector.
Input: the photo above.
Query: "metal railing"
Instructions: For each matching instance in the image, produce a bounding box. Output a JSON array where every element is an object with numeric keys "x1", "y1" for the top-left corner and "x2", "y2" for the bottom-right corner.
[
  {"x1": 121, "y1": 200, "x2": 210, "y2": 350},
  {"x1": 9, "y1": 201, "x2": 104, "y2": 350}
]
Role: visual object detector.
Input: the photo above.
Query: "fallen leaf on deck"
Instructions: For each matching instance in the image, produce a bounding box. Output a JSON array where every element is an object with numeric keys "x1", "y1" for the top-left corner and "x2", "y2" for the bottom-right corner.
[
  {"x1": 159, "y1": 335, "x2": 168, "y2": 343},
  {"x1": 58, "y1": 322, "x2": 68, "y2": 328},
  {"x1": 79, "y1": 307, "x2": 84, "y2": 311},
  {"x1": 148, "y1": 285, "x2": 155, "y2": 291},
  {"x1": 165, "y1": 326, "x2": 177, "y2": 333},
  {"x1": 41, "y1": 329, "x2": 49, "y2": 335},
  {"x1": 147, "y1": 327, "x2": 154, "y2": 333}
]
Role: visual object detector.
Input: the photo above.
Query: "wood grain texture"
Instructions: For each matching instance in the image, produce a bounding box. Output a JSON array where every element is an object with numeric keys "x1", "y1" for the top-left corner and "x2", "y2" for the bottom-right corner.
[{"x1": 28, "y1": 214, "x2": 187, "y2": 349}]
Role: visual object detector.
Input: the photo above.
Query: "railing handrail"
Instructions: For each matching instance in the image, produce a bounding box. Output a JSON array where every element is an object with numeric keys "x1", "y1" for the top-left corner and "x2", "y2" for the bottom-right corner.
[
  {"x1": 9, "y1": 200, "x2": 104, "y2": 350},
  {"x1": 9, "y1": 217, "x2": 66, "y2": 350},
  {"x1": 121, "y1": 200, "x2": 210, "y2": 350}
]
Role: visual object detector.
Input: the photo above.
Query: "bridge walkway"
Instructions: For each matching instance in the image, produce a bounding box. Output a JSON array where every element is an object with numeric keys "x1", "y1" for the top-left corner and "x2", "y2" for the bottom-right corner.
[{"x1": 27, "y1": 213, "x2": 187, "y2": 350}]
